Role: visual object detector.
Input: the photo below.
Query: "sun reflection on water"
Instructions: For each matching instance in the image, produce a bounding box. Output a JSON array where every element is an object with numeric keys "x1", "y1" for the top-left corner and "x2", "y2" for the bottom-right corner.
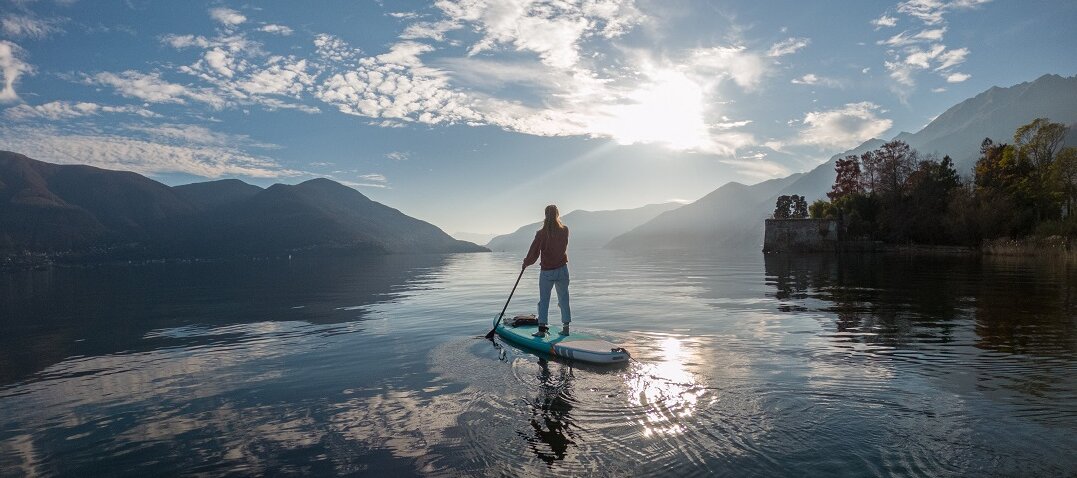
[{"x1": 626, "y1": 336, "x2": 706, "y2": 438}]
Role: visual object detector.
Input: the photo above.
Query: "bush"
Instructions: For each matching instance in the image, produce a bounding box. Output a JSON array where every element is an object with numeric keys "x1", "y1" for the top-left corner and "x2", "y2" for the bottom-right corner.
[
  {"x1": 809, "y1": 199, "x2": 833, "y2": 219},
  {"x1": 1033, "y1": 217, "x2": 1077, "y2": 239}
]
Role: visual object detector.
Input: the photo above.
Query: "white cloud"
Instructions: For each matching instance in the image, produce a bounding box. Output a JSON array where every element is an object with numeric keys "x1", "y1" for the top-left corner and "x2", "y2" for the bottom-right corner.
[
  {"x1": 882, "y1": 32, "x2": 969, "y2": 96},
  {"x1": 903, "y1": 44, "x2": 945, "y2": 68},
  {"x1": 878, "y1": 27, "x2": 946, "y2": 46},
  {"x1": 433, "y1": 0, "x2": 643, "y2": 69},
  {"x1": 209, "y1": 7, "x2": 246, "y2": 26},
  {"x1": 373, "y1": 41, "x2": 434, "y2": 67},
  {"x1": 688, "y1": 46, "x2": 767, "y2": 89},
  {"x1": 359, "y1": 173, "x2": 387, "y2": 182},
  {"x1": 871, "y1": 15, "x2": 898, "y2": 28},
  {"x1": 386, "y1": 151, "x2": 409, "y2": 161},
  {"x1": 897, "y1": 0, "x2": 948, "y2": 25},
  {"x1": 1, "y1": 14, "x2": 64, "y2": 39},
  {"x1": 720, "y1": 155, "x2": 791, "y2": 180},
  {"x1": 4, "y1": 101, "x2": 157, "y2": 120},
  {"x1": 713, "y1": 119, "x2": 752, "y2": 129},
  {"x1": 897, "y1": 0, "x2": 991, "y2": 25},
  {"x1": 401, "y1": 20, "x2": 459, "y2": 42},
  {"x1": 236, "y1": 57, "x2": 316, "y2": 97},
  {"x1": 0, "y1": 40, "x2": 33, "y2": 103},
  {"x1": 945, "y1": 72, "x2": 970, "y2": 82},
  {"x1": 790, "y1": 73, "x2": 842, "y2": 88},
  {"x1": 258, "y1": 24, "x2": 293, "y2": 36},
  {"x1": 316, "y1": 39, "x2": 483, "y2": 125},
  {"x1": 934, "y1": 47, "x2": 967, "y2": 70},
  {"x1": 931, "y1": 87, "x2": 946, "y2": 92},
  {"x1": 0, "y1": 124, "x2": 295, "y2": 179},
  {"x1": 314, "y1": 34, "x2": 360, "y2": 63},
  {"x1": 123, "y1": 123, "x2": 278, "y2": 148},
  {"x1": 798, "y1": 102, "x2": 893, "y2": 149},
  {"x1": 159, "y1": 28, "x2": 320, "y2": 113},
  {"x1": 161, "y1": 34, "x2": 213, "y2": 49},
  {"x1": 766, "y1": 37, "x2": 810, "y2": 57},
  {"x1": 203, "y1": 48, "x2": 235, "y2": 77},
  {"x1": 876, "y1": 0, "x2": 988, "y2": 96},
  {"x1": 883, "y1": 43, "x2": 967, "y2": 93},
  {"x1": 87, "y1": 70, "x2": 225, "y2": 107}
]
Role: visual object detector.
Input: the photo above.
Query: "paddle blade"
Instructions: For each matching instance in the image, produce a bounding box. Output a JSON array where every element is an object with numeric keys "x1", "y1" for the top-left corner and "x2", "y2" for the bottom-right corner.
[{"x1": 484, "y1": 328, "x2": 496, "y2": 340}]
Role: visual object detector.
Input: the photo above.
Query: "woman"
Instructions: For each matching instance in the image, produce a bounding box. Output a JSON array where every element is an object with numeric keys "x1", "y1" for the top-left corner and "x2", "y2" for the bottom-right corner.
[{"x1": 522, "y1": 205, "x2": 571, "y2": 337}]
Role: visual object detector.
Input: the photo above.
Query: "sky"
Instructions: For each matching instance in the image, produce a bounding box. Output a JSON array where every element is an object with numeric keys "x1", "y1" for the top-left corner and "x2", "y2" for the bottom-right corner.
[{"x1": 1, "y1": 0, "x2": 1075, "y2": 237}]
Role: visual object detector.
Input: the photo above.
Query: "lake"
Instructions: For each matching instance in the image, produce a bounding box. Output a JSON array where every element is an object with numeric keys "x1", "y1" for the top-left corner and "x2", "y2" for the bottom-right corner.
[{"x1": 1, "y1": 250, "x2": 1075, "y2": 477}]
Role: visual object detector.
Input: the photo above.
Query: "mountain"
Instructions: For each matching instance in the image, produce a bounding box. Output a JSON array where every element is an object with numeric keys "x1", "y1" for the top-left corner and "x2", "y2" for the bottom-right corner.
[
  {"x1": 452, "y1": 231, "x2": 499, "y2": 245},
  {"x1": 485, "y1": 202, "x2": 683, "y2": 253},
  {"x1": 605, "y1": 174, "x2": 803, "y2": 251},
  {"x1": 0, "y1": 151, "x2": 195, "y2": 251},
  {"x1": 0, "y1": 152, "x2": 486, "y2": 257},
  {"x1": 182, "y1": 178, "x2": 485, "y2": 255},
  {"x1": 609, "y1": 74, "x2": 1077, "y2": 252},
  {"x1": 173, "y1": 179, "x2": 263, "y2": 211},
  {"x1": 897, "y1": 73, "x2": 1077, "y2": 174}
]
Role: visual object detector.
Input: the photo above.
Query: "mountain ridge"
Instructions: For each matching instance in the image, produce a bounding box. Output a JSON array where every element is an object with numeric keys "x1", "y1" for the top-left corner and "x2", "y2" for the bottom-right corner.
[
  {"x1": 0, "y1": 151, "x2": 486, "y2": 258},
  {"x1": 486, "y1": 202, "x2": 683, "y2": 252}
]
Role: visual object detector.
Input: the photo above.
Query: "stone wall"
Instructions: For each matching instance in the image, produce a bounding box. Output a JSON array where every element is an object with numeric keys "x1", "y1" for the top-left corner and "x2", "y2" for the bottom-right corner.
[{"x1": 762, "y1": 219, "x2": 840, "y2": 253}]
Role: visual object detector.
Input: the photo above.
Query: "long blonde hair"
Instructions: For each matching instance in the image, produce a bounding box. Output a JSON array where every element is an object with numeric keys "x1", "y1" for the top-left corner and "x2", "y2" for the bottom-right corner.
[{"x1": 543, "y1": 204, "x2": 565, "y2": 234}]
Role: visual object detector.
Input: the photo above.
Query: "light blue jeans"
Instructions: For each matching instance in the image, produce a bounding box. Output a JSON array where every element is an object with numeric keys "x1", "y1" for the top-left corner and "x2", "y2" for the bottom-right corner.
[{"x1": 537, "y1": 265, "x2": 570, "y2": 326}]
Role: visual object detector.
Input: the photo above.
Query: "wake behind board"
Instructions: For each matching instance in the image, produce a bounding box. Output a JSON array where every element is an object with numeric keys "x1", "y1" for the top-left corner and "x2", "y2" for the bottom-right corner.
[{"x1": 494, "y1": 317, "x2": 629, "y2": 364}]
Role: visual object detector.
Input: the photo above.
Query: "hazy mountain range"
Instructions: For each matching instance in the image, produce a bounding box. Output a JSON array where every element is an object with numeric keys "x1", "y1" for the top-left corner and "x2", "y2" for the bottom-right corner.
[
  {"x1": 0, "y1": 151, "x2": 486, "y2": 258},
  {"x1": 485, "y1": 202, "x2": 682, "y2": 252}
]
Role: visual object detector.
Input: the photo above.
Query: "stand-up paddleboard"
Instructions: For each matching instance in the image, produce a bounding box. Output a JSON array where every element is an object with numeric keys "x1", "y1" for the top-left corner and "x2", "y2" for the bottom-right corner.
[{"x1": 494, "y1": 316, "x2": 629, "y2": 364}]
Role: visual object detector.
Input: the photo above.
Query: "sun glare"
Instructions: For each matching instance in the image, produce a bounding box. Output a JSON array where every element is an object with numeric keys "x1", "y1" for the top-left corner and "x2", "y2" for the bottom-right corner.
[{"x1": 591, "y1": 70, "x2": 710, "y2": 151}]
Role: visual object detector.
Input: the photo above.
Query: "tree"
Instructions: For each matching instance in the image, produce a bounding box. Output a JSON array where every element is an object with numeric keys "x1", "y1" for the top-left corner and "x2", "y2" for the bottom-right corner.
[
  {"x1": 773, "y1": 195, "x2": 808, "y2": 219},
  {"x1": 809, "y1": 199, "x2": 833, "y2": 219},
  {"x1": 1013, "y1": 118, "x2": 1068, "y2": 173},
  {"x1": 792, "y1": 195, "x2": 809, "y2": 218},
  {"x1": 1051, "y1": 147, "x2": 1077, "y2": 217},
  {"x1": 874, "y1": 140, "x2": 916, "y2": 198},
  {"x1": 828, "y1": 155, "x2": 862, "y2": 201},
  {"x1": 973, "y1": 139, "x2": 1036, "y2": 237},
  {"x1": 1012, "y1": 118, "x2": 1069, "y2": 222},
  {"x1": 860, "y1": 150, "x2": 881, "y2": 193},
  {"x1": 773, "y1": 195, "x2": 792, "y2": 219},
  {"x1": 903, "y1": 155, "x2": 962, "y2": 243}
]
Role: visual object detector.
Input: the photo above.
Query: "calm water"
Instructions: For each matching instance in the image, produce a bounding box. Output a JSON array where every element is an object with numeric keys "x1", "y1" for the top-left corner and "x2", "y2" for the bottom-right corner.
[{"x1": 1, "y1": 251, "x2": 1075, "y2": 477}]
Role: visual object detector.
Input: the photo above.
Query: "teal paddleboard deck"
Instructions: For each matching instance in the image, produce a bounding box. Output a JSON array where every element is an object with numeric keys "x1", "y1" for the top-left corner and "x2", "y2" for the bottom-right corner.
[{"x1": 494, "y1": 320, "x2": 629, "y2": 364}]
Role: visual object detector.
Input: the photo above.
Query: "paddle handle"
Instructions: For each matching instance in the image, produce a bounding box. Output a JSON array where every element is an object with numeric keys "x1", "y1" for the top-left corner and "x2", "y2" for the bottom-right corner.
[
  {"x1": 498, "y1": 268, "x2": 526, "y2": 322},
  {"x1": 488, "y1": 268, "x2": 525, "y2": 337}
]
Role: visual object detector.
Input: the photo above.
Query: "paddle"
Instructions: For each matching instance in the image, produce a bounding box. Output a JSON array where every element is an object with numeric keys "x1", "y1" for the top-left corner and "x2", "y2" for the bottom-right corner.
[{"x1": 485, "y1": 267, "x2": 526, "y2": 340}]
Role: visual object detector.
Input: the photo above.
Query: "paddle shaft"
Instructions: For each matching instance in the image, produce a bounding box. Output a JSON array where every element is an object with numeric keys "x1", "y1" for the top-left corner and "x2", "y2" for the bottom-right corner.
[{"x1": 486, "y1": 268, "x2": 525, "y2": 338}]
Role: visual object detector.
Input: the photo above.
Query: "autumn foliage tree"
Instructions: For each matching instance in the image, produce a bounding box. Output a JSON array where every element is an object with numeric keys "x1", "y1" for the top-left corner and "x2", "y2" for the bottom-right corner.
[
  {"x1": 808, "y1": 118, "x2": 1073, "y2": 246},
  {"x1": 827, "y1": 155, "x2": 862, "y2": 202}
]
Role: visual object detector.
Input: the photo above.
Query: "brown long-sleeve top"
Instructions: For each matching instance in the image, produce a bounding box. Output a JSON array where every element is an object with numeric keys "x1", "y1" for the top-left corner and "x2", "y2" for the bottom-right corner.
[{"x1": 523, "y1": 226, "x2": 569, "y2": 270}]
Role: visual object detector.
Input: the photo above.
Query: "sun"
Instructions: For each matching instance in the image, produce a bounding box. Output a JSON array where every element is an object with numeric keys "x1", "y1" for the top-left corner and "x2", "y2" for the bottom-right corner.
[{"x1": 590, "y1": 70, "x2": 710, "y2": 151}]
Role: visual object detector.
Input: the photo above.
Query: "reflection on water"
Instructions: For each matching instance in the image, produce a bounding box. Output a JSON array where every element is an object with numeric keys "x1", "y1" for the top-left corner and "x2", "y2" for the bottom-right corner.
[
  {"x1": 523, "y1": 359, "x2": 576, "y2": 465},
  {"x1": 1, "y1": 250, "x2": 1075, "y2": 476},
  {"x1": 627, "y1": 336, "x2": 703, "y2": 438}
]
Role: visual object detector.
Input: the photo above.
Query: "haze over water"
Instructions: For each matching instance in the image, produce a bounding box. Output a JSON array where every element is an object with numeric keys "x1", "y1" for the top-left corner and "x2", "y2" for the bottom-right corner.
[{"x1": 1, "y1": 250, "x2": 1075, "y2": 476}]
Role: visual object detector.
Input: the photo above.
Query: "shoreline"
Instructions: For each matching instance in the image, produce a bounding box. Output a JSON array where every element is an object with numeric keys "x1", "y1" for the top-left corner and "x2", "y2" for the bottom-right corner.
[{"x1": 764, "y1": 236, "x2": 1077, "y2": 259}]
